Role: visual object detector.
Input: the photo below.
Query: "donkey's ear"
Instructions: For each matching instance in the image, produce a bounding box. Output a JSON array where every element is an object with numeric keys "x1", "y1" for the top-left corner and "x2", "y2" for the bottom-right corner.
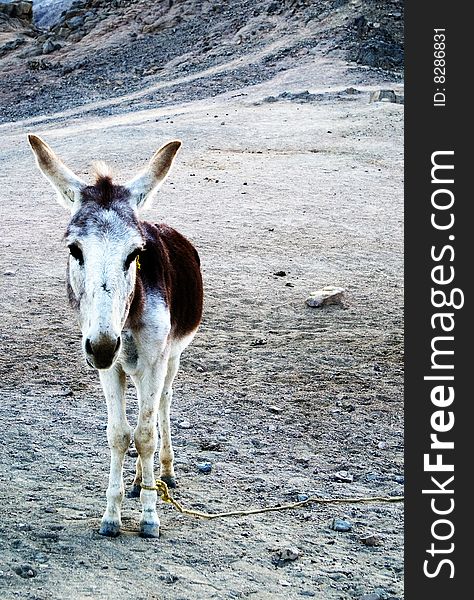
[
  {"x1": 28, "y1": 134, "x2": 86, "y2": 211},
  {"x1": 125, "y1": 140, "x2": 181, "y2": 210}
]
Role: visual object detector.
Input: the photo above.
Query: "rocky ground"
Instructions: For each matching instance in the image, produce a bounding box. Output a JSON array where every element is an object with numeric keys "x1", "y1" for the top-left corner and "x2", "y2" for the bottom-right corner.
[
  {"x1": 0, "y1": 1, "x2": 404, "y2": 599},
  {"x1": 0, "y1": 0, "x2": 402, "y2": 123}
]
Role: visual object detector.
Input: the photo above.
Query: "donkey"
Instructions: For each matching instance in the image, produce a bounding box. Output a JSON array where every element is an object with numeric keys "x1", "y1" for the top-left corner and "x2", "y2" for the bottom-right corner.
[{"x1": 28, "y1": 135, "x2": 203, "y2": 538}]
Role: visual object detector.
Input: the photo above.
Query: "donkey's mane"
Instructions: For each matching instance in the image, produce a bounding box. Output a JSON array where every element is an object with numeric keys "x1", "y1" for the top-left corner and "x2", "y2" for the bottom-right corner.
[{"x1": 80, "y1": 162, "x2": 130, "y2": 208}]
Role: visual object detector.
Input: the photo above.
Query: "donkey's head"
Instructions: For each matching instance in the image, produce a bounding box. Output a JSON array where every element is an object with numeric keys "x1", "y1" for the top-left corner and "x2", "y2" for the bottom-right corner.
[{"x1": 28, "y1": 135, "x2": 181, "y2": 369}]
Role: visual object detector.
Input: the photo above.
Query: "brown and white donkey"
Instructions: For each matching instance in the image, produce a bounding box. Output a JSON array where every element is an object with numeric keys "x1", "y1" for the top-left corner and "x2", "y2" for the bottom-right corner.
[{"x1": 29, "y1": 135, "x2": 203, "y2": 538}]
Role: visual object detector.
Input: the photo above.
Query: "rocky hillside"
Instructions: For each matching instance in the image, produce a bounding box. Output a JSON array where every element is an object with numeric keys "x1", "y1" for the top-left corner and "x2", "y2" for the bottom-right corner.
[{"x1": 0, "y1": 0, "x2": 403, "y2": 123}]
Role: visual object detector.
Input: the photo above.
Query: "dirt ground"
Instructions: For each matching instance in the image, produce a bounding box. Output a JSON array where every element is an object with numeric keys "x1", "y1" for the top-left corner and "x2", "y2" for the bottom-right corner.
[{"x1": 0, "y1": 55, "x2": 403, "y2": 599}]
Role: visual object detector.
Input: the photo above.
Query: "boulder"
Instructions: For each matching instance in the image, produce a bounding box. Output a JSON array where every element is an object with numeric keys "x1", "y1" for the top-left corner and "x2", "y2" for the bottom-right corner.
[{"x1": 305, "y1": 286, "x2": 346, "y2": 308}]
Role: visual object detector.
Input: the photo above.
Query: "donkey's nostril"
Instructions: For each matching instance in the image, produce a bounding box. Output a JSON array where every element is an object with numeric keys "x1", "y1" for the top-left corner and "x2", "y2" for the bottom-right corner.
[
  {"x1": 85, "y1": 338, "x2": 93, "y2": 356},
  {"x1": 114, "y1": 337, "x2": 121, "y2": 353}
]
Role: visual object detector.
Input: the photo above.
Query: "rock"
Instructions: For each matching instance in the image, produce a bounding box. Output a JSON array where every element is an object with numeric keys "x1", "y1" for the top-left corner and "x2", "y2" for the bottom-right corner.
[
  {"x1": 357, "y1": 40, "x2": 404, "y2": 70},
  {"x1": 127, "y1": 447, "x2": 138, "y2": 458},
  {"x1": 268, "y1": 405, "x2": 283, "y2": 414},
  {"x1": 360, "y1": 533, "x2": 383, "y2": 547},
  {"x1": 67, "y1": 16, "x2": 84, "y2": 29},
  {"x1": 69, "y1": 31, "x2": 85, "y2": 42},
  {"x1": 42, "y1": 40, "x2": 61, "y2": 55},
  {"x1": 197, "y1": 462, "x2": 212, "y2": 474},
  {"x1": 272, "y1": 546, "x2": 301, "y2": 566},
  {"x1": 332, "y1": 470, "x2": 353, "y2": 483},
  {"x1": 199, "y1": 440, "x2": 222, "y2": 451},
  {"x1": 14, "y1": 564, "x2": 37, "y2": 578},
  {"x1": 160, "y1": 572, "x2": 178, "y2": 584},
  {"x1": 331, "y1": 518, "x2": 352, "y2": 532},
  {"x1": 3, "y1": 270, "x2": 16, "y2": 276},
  {"x1": 369, "y1": 89, "x2": 403, "y2": 104},
  {"x1": 0, "y1": 1, "x2": 33, "y2": 23},
  {"x1": 274, "y1": 270, "x2": 286, "y2": 276},
  {"x1": 57, "y1": 387, "x2": 73, "y2": 397},
  {"x1": 305, "y1": 286, "x2": 346, "y2": 308},
  {"x1": 0, "y1": 38, "x2": 26, "y2": 58},
  {"x1": 297, "y1": 493, "x2": 309, "y2": 502},
  {"x1": 178, "y1": 419, "x2": 192, "y2": 429},
  {"x1": 251, "y1": 338, "x2": 267, "y2": 346}
]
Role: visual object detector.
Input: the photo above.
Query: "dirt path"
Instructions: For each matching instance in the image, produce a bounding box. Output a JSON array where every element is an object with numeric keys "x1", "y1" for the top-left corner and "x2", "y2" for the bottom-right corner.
[{"x1": 0, "y1": 60, "x2": 403, "y2": 599}]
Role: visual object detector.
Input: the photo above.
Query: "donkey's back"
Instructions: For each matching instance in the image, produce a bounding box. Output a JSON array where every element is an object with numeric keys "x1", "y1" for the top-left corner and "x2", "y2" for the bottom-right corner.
[{"x1": 135, "y1": 222, "x2": 203, "y2": 339}]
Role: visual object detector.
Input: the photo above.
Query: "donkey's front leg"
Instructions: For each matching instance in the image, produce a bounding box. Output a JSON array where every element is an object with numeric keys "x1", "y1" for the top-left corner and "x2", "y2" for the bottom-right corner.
[
  {"x1": 133, "y1": 361, "x2": 168, "y2": 538},
  {"x1": 98, "y1": 366, "x2": 131, "y2": 537}
]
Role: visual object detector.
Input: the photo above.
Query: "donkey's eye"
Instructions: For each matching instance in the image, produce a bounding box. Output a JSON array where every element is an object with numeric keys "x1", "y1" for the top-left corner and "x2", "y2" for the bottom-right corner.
[
  {"x1": 125, "y1": 249, "x2": 140, "y2": 270},
  {"x1": 68, "y1": 244, "x2": 84, "y2": 265}
]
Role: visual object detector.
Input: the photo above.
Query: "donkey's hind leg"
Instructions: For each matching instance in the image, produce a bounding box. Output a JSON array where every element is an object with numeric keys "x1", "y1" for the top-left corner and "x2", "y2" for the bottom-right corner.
[
  {"x1": 158, "y1": 353, "x2": 181, "y2": 488},
  {"x1": 128, "y1": 456, "x2": 143, "y2": 498}
]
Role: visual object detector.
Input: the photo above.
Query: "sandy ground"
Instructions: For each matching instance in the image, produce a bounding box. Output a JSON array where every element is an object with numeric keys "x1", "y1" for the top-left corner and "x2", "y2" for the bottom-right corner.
[{"x1": 0, "y1": 58, "x2": 403, "y2": 599}]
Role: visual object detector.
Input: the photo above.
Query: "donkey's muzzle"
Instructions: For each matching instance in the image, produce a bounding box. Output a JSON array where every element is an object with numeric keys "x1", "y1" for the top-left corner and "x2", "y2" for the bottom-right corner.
[{"x1": 85, "y1": 335, "x2": 121, "y2": 369}]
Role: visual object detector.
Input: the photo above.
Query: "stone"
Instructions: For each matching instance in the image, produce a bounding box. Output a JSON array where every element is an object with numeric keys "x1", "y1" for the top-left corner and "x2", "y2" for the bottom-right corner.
[
  {"x1": 357, "y1": 40, "x2": 404, "y2": 69},
  {"x1": 369, "y1": 90, "x2": 404, "y2": 104},
  {"x1": 42, "y1": 40, "x2": 61, "y2": 55},
  {"x1": 67, "y1": 16, "x2": 84, "y2": 29},
  {"x1": 1, "y1": 1, "x2": 33, "y2": 22},
  {"x1": 332, "y1": 470, "x2": 353, "y2": 483},
  {"x1": 251, "y1": 338, "x2": 267, "y2": 346},
  {"x1": 360, "y1": 533, "x2": 383, "y2": 547},
  {"x1": 178, "y1": 419, "x2": 192, "y2": 429},
  {"x1": 14, "y1": 565, "x2": 37, "y2": 578},
  {"x1": 331, "y1": 518, "x2": 352, "y2": 532},
  {"x1": 197, "y1": 462, "x2": 212, "y2": 474},
  {"x1": 69, "y1": 31, "x2": 85, "y2": 43},
  {"x1": 305, "y1": 286, "x2": 346, "y2": 308},
  {"x1": 199, "y1": 440, "x2": 222, "y2": 451},
  {"x1": 0, "y1": 38, "x2": 25, "y2": 57},
  {"x1": 297, "y1": 493, "x2": 309, "y2": 502},
  {"x1": 268, "y1": 405, "x2": 283, "y2": 414},
  {"x1": 272, "y1": 546, "x2": 300, "y2": 566}
]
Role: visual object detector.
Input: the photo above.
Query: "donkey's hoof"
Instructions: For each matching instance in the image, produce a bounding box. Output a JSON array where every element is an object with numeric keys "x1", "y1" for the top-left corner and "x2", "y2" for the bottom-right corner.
[
  {"x1": 99, "y1": 520, "x2": 121, "y2": 537},
  {"x1": 127, "y1": 484, "x2": 142, "y2": 498},
  {"x1": 160, "y1": 475, "x2": 176, "y2": 489},
  {"x1": 139, "y1": 522, "x2": 160, "y2": 538}
]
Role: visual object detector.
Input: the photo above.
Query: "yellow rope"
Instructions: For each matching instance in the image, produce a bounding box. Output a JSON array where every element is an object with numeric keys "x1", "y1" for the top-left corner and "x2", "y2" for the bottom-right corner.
[{"x1": 140, "y1": 479, "x2": 404, "y2": 520}]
